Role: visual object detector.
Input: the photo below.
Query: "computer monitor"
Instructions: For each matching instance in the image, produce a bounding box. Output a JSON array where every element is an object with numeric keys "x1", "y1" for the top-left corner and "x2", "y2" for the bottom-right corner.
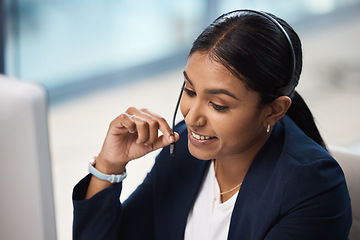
[{"x1": 0, "y1": 75, "x2": 57, "y2": 239}]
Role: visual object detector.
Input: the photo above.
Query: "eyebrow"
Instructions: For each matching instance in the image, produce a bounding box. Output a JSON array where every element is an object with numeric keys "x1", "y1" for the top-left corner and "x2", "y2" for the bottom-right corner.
[
  {"x1": 183, "y1": 71, "x2": 193, "y2": 85},
  {"x1": 183, "y1": 70, "x2": 239, "y2": 100}
]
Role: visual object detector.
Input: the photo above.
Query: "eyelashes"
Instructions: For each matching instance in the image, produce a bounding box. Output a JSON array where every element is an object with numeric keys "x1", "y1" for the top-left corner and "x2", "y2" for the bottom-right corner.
[
  {"x1": 183, "y1": 87, "x2": 196, "y2": 97},
  {"x1": 210, "y1": 102, "x2": 229, "y2": 112},
  {"x1": 183, "y1": 87, "x2": 229, "y2": 112}
]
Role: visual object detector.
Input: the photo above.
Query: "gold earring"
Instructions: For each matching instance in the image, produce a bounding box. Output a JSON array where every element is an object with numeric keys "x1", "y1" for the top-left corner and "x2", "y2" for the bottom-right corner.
[{"x1": 266, "y1": 124, "x2": 271, "y2": 133}]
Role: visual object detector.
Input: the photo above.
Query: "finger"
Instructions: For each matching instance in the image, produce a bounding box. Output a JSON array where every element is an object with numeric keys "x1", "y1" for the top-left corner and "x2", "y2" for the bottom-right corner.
[
  {"x1": 141, "y1": 108, "x2": 174, "y2": 142},
  {"x1": 127, "y1": 107, "x2": 175, "y2": 144},
  {"x1": 135, "y1": 112, "x2": 159, "y2": 144},
  {"x1": 152, "y1": 132, "x2": 180, "y2": 151},
  {"x1": 145, "y1": 118, "x2": 160, "y2": 144},
  {"x1": 126, "y1": 108, "x2": 154, "y2": 143},
  {"x1": 130, "y1": 115, "x2": 150, "y2": 144},
  {"x1": 110, "y1": 113, "x2": 136, "y2": 134},
  {"x1": 127, "y1": 108, "x2": 161, "y2": 144}
]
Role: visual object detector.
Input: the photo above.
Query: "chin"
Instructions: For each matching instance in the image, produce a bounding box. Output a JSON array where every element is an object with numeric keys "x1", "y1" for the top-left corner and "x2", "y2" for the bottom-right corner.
[{"x1": 188, "y1": 144, "x2": 215, "y2": 161}]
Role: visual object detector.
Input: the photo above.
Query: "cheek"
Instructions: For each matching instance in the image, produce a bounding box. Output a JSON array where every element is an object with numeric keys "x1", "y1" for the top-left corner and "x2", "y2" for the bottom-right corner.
[{"x1": 217, "y1": 113, "x2": 261, "y2": 139}]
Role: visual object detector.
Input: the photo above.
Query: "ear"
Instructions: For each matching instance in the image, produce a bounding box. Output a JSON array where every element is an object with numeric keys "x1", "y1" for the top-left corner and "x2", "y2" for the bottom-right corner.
[{"x1": 263, "y1": 96, "x2": 292, "y2": 128}]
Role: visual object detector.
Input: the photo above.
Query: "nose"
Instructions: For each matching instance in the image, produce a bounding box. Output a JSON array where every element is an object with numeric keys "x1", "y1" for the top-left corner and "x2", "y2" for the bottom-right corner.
[{"x1": 182, "y1": 98, "x2": 206, "y2": 128}]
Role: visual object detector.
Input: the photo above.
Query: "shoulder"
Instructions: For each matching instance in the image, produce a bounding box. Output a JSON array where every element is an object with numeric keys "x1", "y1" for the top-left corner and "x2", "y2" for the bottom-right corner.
[
  {"x1": 280, "y1": 115, "x2": 331, "y2": 164},
  {"x1": 276, "y1": 115, "x2": 344, "y2": 181},
  {"x1": 274, "y1": 116, "x2": 349, "y2": 211},
  {"x1": 275, "y1": 115, "x2": 343, "y2": 181},
  {"x1": 257, "y1": 115, "x2": 338, "y2": 180}
]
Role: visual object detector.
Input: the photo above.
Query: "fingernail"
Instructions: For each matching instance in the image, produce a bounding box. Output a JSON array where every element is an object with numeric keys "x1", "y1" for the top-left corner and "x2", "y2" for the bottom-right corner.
[{"x1": 169, "y1": 135, "x2": 175, "y2": 143}]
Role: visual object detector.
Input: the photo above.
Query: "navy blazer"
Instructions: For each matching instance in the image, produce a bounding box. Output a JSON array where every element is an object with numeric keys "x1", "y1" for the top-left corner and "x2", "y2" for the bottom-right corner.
[{"x1": 73, "y1": 116, "x2": 352, "y2": 239}]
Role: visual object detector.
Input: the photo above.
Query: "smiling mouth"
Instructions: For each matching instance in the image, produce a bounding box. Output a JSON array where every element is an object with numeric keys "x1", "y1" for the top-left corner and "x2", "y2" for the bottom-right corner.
[{"x1": 191, "y1": 131, "x2": 216, "y2": 140}]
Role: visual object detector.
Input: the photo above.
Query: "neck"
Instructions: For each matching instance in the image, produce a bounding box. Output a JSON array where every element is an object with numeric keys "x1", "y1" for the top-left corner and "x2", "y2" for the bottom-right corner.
[
  {"x1": 214, "y1": 158, "x2": 248, "y2": 203},
  {"x1": 214, "y1": 133, "x2": 270, "y2": 202}
]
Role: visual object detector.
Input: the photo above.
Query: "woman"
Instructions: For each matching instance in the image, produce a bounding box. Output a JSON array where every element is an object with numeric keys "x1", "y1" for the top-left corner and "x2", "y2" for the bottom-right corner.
[{"x1": 73, "y1": 10, "x2": 352, "y2": 239}]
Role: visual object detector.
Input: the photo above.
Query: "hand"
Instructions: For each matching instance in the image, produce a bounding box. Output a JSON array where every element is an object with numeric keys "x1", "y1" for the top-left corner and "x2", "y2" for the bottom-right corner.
[{"x1": 96, "y1": 107, "x2": 180, "y2": 174}]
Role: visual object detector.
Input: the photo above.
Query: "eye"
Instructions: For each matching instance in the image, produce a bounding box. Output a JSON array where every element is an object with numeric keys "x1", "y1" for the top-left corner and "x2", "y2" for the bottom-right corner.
[
  {"x1": 210, "y1": 102, "x2": 229, "y2": 112},
  {"x1": 183, "y1": 87, "x2": 196, "y2": 97}
]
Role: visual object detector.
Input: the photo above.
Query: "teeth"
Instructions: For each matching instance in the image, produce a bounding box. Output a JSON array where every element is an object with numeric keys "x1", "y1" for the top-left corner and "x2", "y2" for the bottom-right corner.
[{"x1": 192, "y1": 131, "x2": 211, "y2": 140}]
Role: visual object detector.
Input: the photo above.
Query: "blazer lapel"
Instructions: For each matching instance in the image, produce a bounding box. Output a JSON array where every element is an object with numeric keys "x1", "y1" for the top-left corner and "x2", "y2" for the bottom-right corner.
[{"x1": 154, "y1": 144, "x2": 210, "y2": 240}]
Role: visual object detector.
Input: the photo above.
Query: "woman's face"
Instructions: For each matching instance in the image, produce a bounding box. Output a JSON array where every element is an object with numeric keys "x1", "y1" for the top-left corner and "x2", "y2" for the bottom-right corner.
[{"x1": 180, "y1": 52, "x2": 271, "y2": 161}]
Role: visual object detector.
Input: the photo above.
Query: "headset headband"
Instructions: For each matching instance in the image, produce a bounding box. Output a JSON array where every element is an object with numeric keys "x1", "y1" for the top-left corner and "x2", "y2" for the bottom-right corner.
[{"x1": 235, "y1": 10, "x2": 297, "y2": 96}]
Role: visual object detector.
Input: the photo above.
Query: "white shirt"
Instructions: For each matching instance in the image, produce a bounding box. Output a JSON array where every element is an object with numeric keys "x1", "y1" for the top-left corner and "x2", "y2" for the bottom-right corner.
[{"x1": 184, "y1": 160, "x2": 239, "y2": 240}]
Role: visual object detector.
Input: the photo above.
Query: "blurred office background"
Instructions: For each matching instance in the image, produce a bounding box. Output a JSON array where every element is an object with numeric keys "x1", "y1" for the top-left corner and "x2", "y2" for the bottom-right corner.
[{"x1": 1, "y1": 0, "x2": 360, "y2": 239}]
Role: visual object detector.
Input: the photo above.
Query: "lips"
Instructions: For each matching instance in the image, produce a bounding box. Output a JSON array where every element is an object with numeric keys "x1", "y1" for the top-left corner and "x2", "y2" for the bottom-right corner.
[{"x1": 188, "y1": 129, "x2": 217, "y2": 147}]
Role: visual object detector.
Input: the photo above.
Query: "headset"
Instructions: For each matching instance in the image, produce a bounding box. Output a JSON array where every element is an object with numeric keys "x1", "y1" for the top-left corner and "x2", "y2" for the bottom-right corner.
[{"x1": 170, "y1": 9, "x2": 296, "y2": 156}]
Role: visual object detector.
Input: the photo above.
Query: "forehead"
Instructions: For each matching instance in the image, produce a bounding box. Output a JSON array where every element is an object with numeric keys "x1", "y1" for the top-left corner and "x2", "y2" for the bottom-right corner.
[{"x1": 184, "y1": 52, "x2": 249, "y2": 93}]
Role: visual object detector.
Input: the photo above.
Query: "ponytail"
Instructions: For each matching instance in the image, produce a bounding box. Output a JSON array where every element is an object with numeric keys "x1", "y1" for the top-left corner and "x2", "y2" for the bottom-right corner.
[{"x1": 286, "y1": 91, "x2": 327, "y2": 150}]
